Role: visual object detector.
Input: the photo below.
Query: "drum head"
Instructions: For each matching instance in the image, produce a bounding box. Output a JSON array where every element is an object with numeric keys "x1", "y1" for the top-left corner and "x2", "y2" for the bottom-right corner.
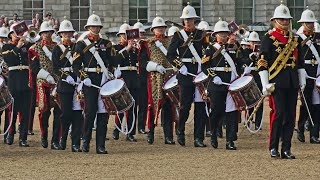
[
  {"x1": 163, "y1": 75, "x2": 178, "y2": 90},
  {"x1": 100, "y1": 79, "x2": 124, "y2": 96},
  {"x1": 229, "y1": 76, "x2": 253, "y2": 91},
  {"x1": 194, "y1": 72, "x2": 208, "y2": 83}
]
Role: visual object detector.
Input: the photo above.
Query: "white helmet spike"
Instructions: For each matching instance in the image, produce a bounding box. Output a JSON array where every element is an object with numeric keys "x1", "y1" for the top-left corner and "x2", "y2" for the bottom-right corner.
[
  {"x1": 133, "y1": 20, "x2": 146, "y2": 33},
  {"x1": 248, "y1": 31, "x2": 260, "y2": 42},
  {"x1": 39, "y1": 21, "x2": 54, "y2": 34},
  {"x1": 180, "y1": 2, "x2": 200, "y2": 19},
  {"x1": 58, "y1": 16, "x2": 75, "y2": 33},
  {"x1": 84, "y1": 11, "x2": 103, "y2": 29},
  {"x1": 213, "y1": 17, "x2": 230, "y2": 33},
  {"x1": 117, "y1": 22, "x2": 131, "y2": 36},
  {"x1": 298, "y1": 7, "x2": 317, "y2": 23},
  {"x1": 270, "y1": 1, "x2": 292, "y2": 21},
  {"x1": 151, "y1": 15, "x2": 167, "y2": 31}
]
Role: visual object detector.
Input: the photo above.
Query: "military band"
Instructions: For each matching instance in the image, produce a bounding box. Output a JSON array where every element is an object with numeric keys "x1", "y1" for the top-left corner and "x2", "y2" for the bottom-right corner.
[{"x1": 1, "y1": 2, "x2": 320, "y2": 160}]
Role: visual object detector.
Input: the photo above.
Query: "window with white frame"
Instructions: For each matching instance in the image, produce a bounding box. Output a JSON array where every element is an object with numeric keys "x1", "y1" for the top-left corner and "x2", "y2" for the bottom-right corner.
[
  {"x1": 235, "y1": 0, "x2": 253, "y2": 25},
  {"x1": 129, "y1": 0, "x2": 148, "y2": 25},
  {"x1": 182, "y1": 0, "x2": 202, "y2": 18},
  {"x1": 70, "y1": 0, "x2": 91, "y2": 32},
  {"x1": 287, "y1": 0, "x2": 305, "y2": 22},
  {"x1": 23, "y1": 0, "x2": 44, "y2": 21}
]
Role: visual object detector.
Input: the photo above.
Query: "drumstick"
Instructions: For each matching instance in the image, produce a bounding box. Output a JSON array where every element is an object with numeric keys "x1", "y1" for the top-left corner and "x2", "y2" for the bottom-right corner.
[
  {"x1": 62, "y1": 79, "x2": 101, "y2": 89},
  {"x1": 240, "y1": 62, "x2": 253, "y2": 78},
  {"x1": 221, "y1": 82, "x2": 231, "y2": 86},
  {"x1": 187, "y1": 72, "x2": 196, "y2": 77},
  {"x1": 306, "y1": 75, "x2": 317, "y2": 80}
]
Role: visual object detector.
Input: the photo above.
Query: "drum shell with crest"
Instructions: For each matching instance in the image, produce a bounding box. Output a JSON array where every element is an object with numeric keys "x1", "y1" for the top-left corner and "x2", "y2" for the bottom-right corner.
[
  {"x1": 228, "y1": 74, "x2": 262, "y2": 111},
  {"x1": 162, "y1": 72, "x2": 181, "y2": 108},
  {"x1": 99, "y1": 78, "x2": 134, "y2": 115},
  {"x1": 193, "y1": 72, "x2": 210, "y2": 102},
  {"x1": 0, "y1": 76, "x2": 13, "y2": 111}
]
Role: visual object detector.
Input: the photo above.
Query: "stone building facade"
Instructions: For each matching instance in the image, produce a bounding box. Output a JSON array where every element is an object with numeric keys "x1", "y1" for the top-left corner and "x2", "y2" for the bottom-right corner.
[{"x1": 0, "y1": 0, "x2": 319, "y2": 35}]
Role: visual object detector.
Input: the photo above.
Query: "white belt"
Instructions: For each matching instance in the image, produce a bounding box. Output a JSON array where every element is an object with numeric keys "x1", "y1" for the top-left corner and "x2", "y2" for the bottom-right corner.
[
  {"x1": 212, "y1": 67, "x2": 232, "y2": 72},
  {"x1": 305, "y1": 59, "x2": 318, "y2": 65},
  {"x1": 8, "y1": 65, "x2": 29, "y2": 71},
  {"x1": 61, "y1": 67, "x2": 73, "y2": 72},
  {"x1": 181, "y1": 58, "x2": 196, "y2": 63},
  {"x1": 84, "y1": 67, "x2": 103, "y2": 73},
  {"x1": 118, "y1": 66, "x2": 137, "y2": 71}
]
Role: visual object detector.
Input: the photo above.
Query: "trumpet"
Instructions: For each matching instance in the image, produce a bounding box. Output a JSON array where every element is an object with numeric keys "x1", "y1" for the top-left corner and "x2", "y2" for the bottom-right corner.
[
  {"x1": 25, "y1": 29, "x2": 40, "y2": 43},
  {"x1": 237, "y1": 24, "x2": 250, "y2": 39}
]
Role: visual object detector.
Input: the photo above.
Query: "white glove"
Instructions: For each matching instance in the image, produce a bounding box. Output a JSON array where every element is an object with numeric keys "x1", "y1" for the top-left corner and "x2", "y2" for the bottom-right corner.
[
  {"x1": 244, "y1": 67, "x2": 251, "y2": 75},
  {"x1": 114, "y1": 67, "x2": 121, "y2": 78},
  {"x1": 83, "y1": 78, "x2": 92, "y2": 87},
  {"x1": 212, "y1": 76, "x2": 222, "y2": 85},
  {"x1": 179, "y1": 65, "x2": 188, "y2": 76},
  {"x1": 298, "y1": 68, "x2": 307, "y2": 90},
  {"x1": 66, "y1": 75, "x2": 75, "y2": 85},
  {"x1": 156, "y1": 65, "x2": 166, "y2": 74},
  {"x1": 46, "y1": 75, "x2": 55, "y2": 84},
  {"x1": 259, "y1": 70, "x2": 273, "y2": 96}
]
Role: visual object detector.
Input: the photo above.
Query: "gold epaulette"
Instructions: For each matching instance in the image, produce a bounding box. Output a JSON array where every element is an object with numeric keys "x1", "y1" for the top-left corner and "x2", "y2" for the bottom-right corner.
[
  {"x1": 1, "y1": 50, "x2": 10, "y2": 55},
  {"x1": 201, "y1": 54, "x2": 211, "y2": 64},
  {"x1": 59, "y1": 69, "x2": 69, "y2": 77},
  {"x1": 73, "y1": 52, "x2": 80, "y2": 61},
  {"x1": 206, "y1": 68, "x2": 216, "y2": 77},
  {"x1": 257, "y1": 55, "x2": 268, "y2": 70},
  {"x1": 173, "y1": 58, "x2": 183, "y2": 68},
  {"x1": 79, "y1": 69, "x2": 88, "y2": 78}
]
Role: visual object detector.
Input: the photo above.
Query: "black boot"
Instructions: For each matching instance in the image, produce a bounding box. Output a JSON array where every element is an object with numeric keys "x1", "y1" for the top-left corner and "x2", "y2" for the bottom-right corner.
[
  {"x1": 147, "y1": 132, "x2": 154, "y2": 144},
  {"x1": 113, "y1": 129, "x2": 119, "y2": 140},
  {"x1": 270, "y1": 148, "x2": 280, "y2": 158},
  {"x1": 226, "y1": 141, "x2": 237, "y2": 150},
  {"x1": 194, "y1": 138, "x2": 206, "y2": 147},
  {"x1": 164, "y1": 137, "x2": 175, "y2": 145},
  {"x1": 177, "y1": 130, "x2": 185, "y2": 146},
  {"x1": 96, "y1": 146, "x2": 108, "y2": 154},
  {"x1": 59, "y1": 137, "x2": 67, "y2": 150},
  {"x1": 19, "y1": 140, "x2": 29, "y2": 147},
  {"x1": 51, "y1": 142, "x2": 60, "y2": 150},
  {"x1": 6, "y1": 134, "x2": 14, "y2": 145},
  {"x1": 72, "y1": 145, "x2": 82, "y2": 152},
  {"x1": 281, "y1": 150, "x2": 295, "y2": 159},
  {"x1": 297, "y1": 130, "x2": 305, "y2": 142},
  {"x1": 310, "y1": 136, "x2": 320, "y2": 144},
  {"x1": 82, "y1": 139, "x2": 90, "y2": 153},
  {"x1": 41, "y1": 137, "x2": 48, "y2": 148},
  {"x1": 126, "y1": 134, "x2": 137, "y2": 142},
  {"x1": 211, "y1": 132, "x2": 218, "y2": 149}
]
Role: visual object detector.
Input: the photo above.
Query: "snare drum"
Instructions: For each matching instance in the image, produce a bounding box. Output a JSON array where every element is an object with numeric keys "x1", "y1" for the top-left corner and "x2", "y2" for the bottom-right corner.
[
  {"x1": 162, "y1": 73, "x2": 180, "y2": 107},
  {"x1": 100, "y1": 79, "x2": 134, "y2": 115},
  {"x1": 0, "y1": 76, "x2": 13, "y2": 111},
  {"x1": 193, "y1": 72, "x2": 209, "y2": 101},
  {"x1": 50, "y1": 86, "x2": 61, "y2": 109},
  {"x1": 228, "y1": 75, "x2": 262, "y2": 111}
]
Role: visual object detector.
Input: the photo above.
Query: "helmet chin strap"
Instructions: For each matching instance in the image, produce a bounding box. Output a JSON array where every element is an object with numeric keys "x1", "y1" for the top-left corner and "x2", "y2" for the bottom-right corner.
[
  {"x1": 89, "y1": 29, "x2": 99, "y2": 36},
  {"x1": 274, "y1": 19, "x2": 290, "y2": 31},
  {"x1": 304, "y1": 23, "x2": 314, "y2": 32}
]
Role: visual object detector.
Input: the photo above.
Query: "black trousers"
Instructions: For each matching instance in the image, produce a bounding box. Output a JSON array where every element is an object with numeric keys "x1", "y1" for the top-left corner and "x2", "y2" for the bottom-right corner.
[
  {"x1": 149, "y1": 98, "x2": 174, "y2": 139},
  {"x1": 59, "y1": 92, "x2": 83, "y2": 146},
  {"x1": 248, "y1": 83, "x2": 263, "y2": 128},
  {"x1": 38, "y1": 87, "x2": 61, "y2": 144},
  {"x1": 209, "y1": 90, "x2": 238, "y2": 142},
  {"x1": 8, "y1": 90, "x2": 31, "y2": 141},
  {"x1": 83, "y1": 86, "x2": 108, "y2": 148},
  {"x1": 268, "y1": 87, "x2": 298, "y2": 151},
  {"x1": 28, "y1": 87, "x2": 36, "y2": 131},
  {"x1": 114, "y1": 87, "x2": 138, "y2": 135},
  {"x1": 298, "y1": 87, "x2": 319, "y2": 138},
  {"x1": 312, "y1": 105, "x2": 320, "y2": 139},
  {"x1": 138, "y1": 82, "x2": 148, "y2": 130},
  {"x1": 194, "y1": 102, "x2": 206, "y2": 141}
]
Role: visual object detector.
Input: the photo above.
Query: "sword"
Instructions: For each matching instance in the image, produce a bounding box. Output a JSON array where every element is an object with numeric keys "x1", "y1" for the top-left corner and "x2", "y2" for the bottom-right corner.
[{"x1": 300, "y1": 88, "x2": 315, "y2": 127}]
